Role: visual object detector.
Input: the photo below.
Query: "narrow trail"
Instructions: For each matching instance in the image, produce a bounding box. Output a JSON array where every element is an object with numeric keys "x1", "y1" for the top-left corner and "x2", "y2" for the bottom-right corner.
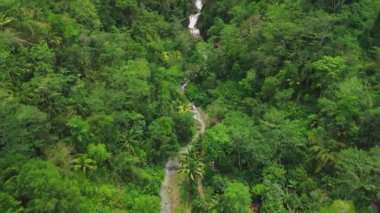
[
  {"x1": 160, "y1": 1, "x2": 204, "y2": 212},
  {"x1": 160, "y1": 83, "x2": 206, "y2": 213}
]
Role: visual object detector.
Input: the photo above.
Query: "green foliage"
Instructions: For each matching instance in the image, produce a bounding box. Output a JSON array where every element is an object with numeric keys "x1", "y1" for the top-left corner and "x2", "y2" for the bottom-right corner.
[
  {"x1": 173, "y1": 112, "x2": 194, "y2": 145},
  {"x1": 334, "y1": 147, "x2": 380, "y2": 207},
  {"x1": 110, "y1": 151, "x2": 142, "y2": 182},
  {"x1": 261, "y1": 183, "x2": 287, "y2": 213},
  {"x1": 130, "y1": 195, "x2": 160, "y2": 213},
  {"x1": 320, "y1": 200, "x2": 356, "y2": 213},
  {"x1": 47, "y1": 13, "x2": 81, "y2": 40},
  {"x1": 180, "y1": 147, "x2": 205, "y2": 182},
  {"x1": 203, "y1": 123, "x2": 232, "y2": 170},
  {"x1": 0, "y1": 192, "x2": 23, "y2": 213},
  {"x1": 252, "y1": 183, "x2": 265, "y2": 199},
  {"x1": 16, "y1": 160, "x2": 86, "y2": 212},
  {"x1": 318, "y1": 77, "x2": 372, "y2": 139},
  {"x1": 190, "y1": 3, "x2": 379, "y2": 211},
  {"x1": 68, "y1": 0, "x2": 101, "y2": 29},
  {"x1": 311, "y1": 56, "x2": 347, "y2": 91},
  {"x1": 44, "y1": 142, "x2": 74, "y2": 173},
  {"x1": 67, "y1": 116, "x2": 93, "y2": 150},
  {"x1": 309, "y1": 127, "x2": 341, "y2": 173},
  {"x1": 0, "y1": 0, "x2": 192, "y2": 211},
  {"x1": 0, "y1": 0, "x2": 378, "y2": 211},
  {"x1": 93, "y1": 184, "x2": 128, "y2": 210},
  {"x1": 263, "y1": 164, "x2": 287, "y2": 185},
  {"x1": 0, "y1": 94, "x2": 50, "y2": 154},
  {"x1": 71, "y1": 154, "x2": 97, "y2": 174},
  {"x1": 259, "y1": 165, "x2": 288, "y2": 213},
  {"x1": 222, "y1": 182, "x2": 251, "y2": 213},
  {"x1": 357, "y1": 108, "x2": 380, "y2": 148},
  {"x1": 261, "y1": 76, "x2": 279, "y2": 100},
  {"x1": 87, "y1": 143, "x2": 111, "y2": 164},
  {"x1": 147, "y1": 116, "x2": 179, "y2": 161}
]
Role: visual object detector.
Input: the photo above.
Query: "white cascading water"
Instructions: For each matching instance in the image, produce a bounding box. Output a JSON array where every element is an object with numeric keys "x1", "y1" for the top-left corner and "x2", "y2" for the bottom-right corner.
[
  {"x1": 160, "y1": 1, "x2": 204, "y2": 212},
  {"x1": 188, "y1": 0, "x2": 203, "y2": 36}
]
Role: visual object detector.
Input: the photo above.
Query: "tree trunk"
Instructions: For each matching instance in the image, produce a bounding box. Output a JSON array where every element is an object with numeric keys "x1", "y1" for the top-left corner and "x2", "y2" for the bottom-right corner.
[
  {"x1": 237, "y1": 146, "x2": 242, "y2": 170},
  {"x1": 371, "y1": 200, "x2": 379, "y2": 213},
  {"x1": 197, "y1": 177, "x2": 205, "y2": 199}
]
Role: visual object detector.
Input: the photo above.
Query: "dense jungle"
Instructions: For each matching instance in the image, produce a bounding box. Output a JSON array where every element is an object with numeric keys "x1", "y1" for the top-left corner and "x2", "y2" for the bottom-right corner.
[{"x1": 0, "y1": 0, "x2": 379, "y2": 212}]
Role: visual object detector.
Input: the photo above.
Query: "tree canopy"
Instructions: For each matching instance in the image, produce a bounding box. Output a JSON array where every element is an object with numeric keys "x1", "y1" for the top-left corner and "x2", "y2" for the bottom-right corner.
[{"x1": 0, "y1": 0, "x2": 379, "y2": 212}]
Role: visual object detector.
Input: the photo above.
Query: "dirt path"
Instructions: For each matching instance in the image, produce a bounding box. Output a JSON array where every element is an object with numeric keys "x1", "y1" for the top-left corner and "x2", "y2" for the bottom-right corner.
[{"x1": 160, "y1": 84, "x2": 206, "y2": 213}]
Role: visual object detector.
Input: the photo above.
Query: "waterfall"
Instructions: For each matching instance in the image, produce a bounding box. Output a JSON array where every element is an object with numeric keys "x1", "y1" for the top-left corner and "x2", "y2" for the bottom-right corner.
[{"x1": 188, "y1": 0, "x2": 203, "y2": 36}]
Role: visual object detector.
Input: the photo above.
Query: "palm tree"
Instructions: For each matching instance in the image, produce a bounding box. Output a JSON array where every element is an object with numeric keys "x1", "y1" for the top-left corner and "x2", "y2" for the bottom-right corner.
[
  {"x1": 310, "y1": 141, "x2": 336, "y2": 172},
  {"x1": 309, "y1": 135, "x2": 344, "y2": 173},
  {"x1": 0, "y1": 13, "x2": 12, "y2": 28},
  {"x1": 71, "y1": 154, "x2": 97, "y2": 174},
  {"x1": 180, "y1": 148, "x2": 205, "y2": 198}
]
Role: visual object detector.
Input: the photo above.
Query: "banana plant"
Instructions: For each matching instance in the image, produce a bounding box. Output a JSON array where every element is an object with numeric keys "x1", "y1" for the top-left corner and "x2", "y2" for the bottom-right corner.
[{"x1": 180, "y1": 147, "x2": 205, "y2": 198}]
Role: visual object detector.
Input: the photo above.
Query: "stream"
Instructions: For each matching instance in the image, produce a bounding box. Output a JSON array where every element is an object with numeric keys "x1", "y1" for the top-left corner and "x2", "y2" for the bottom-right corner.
[{"x1": 160, "y1": 1, "x2": 204, "y2": 212}]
